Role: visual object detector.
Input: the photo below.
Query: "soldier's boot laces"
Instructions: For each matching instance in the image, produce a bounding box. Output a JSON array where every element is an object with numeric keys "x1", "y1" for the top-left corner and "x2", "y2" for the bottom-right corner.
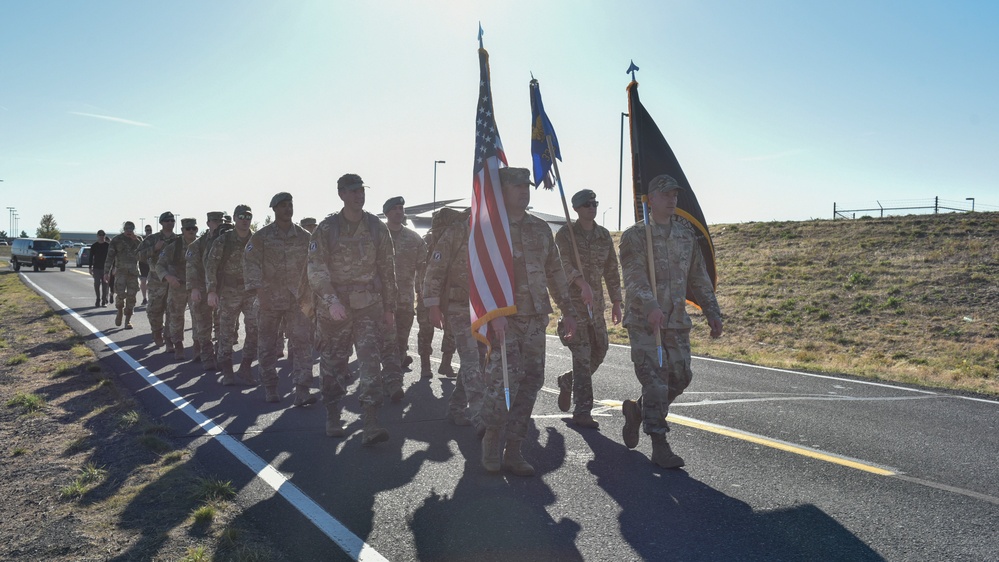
[
  {"x1": 220, "y1": 359, "x2": 236, "y2": 386},
  {"x1": 293, "y1": 384, "x2": 318, "y2": 407},
  {"x1": 420, "y1": 354, "x2": 433, "y2": 379},
  {"x1": 173, "y1": 341, "x2": 185, "y2": 361},
  {"x1": 124, "y1": 313, "x2": 133, "y2": 330},
  {"x1": 572, "y1": 411, "x2": 600, "y2": 429},
  {"x1": 438, "y1": 353, "x2": 456, "y2": 377},
  {"x1": 152, "y1": 330, "x2": 164, "y2": 348},
  {"x1": 622, "y1": 399, "x2": 642, "y2": 449},
  {"x1": 502, "y1": 439, "x2": 536, "y2": 477},
  {"x1": 325, "y1": 405, "x2": 345, "y2": 438},
  {"x1": 235, "y1": 358, "x2": 256, "y2": 386},
  {"x1": 557, "y1": 371, "x2": 573, "y2": 412},
  {"x1": 115, "y1": 308, "x2": 124, "y2": 327},
  {"x1": 361, "y1": 406, "x2": 389, "y2": 446},
  {"x1": 480, "y1": 428, "x2": 502, "y2": 473},
  {"x1": 650, "y1": 433, "x2": 685, "y2": 469},
  {"x1": 264, "y1": 385, "x2": 280, "y2": 403}
]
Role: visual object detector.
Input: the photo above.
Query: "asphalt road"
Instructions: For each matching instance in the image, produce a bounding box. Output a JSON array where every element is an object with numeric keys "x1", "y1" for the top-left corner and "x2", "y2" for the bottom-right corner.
[{"x1": 20, "y1": 267, "x2": 999, "y2": 561}]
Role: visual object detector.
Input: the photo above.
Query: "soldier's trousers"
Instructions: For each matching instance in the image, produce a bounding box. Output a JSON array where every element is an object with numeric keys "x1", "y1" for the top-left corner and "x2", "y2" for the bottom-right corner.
[
  {"x1": 191, "y1": 298, "x2": 213, "y2": 351},
  {"x1": 564, "y1": 315, "x2": 610, "y2": 415},
  {"x1": 318, "y1": 303, "x2": 385, "y2": 409},
  {"x1": 113, "y1": 273, "x2": 139, "y2": 314},
  {"x1": 258, "y1": 305, "x2": 313, "y2": 388},
  {"x1": 218, "y1": 288, "x2": 258, "y2": 363},
  {"x1": 416, "y1": 302, "x2": 455, "y2": 357},
  {"x1": 379, "y1": 303, "x2": 413, "y2": 393},
  {"x1": 165, "y1": 283, "x2": 188, "y2": 345},
  {"x1": 480, "y1": 314, "x2": 548, "y2": 440},
  {"x1": 445, "y1": 308, "x2": 484, "y2": 422},
  {"x1": 146, "y1": 277, "x2": 170, "y2": 339},
  {"x1": 626, "y1": 326, "x2": 693, "y2": 435}
]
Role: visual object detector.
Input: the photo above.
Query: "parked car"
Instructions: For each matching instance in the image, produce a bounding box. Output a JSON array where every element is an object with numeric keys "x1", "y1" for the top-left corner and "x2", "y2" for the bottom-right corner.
[
  {"x1": 0, "y1": 240, "x2": 9, "y2": 246},
  {"x1": 10, "y1": 238, "x2": 68, "y2": 272},
  {"x1": 60, "y1": 240, "x2": 74, "y2": 249},
  {"x1": 76, "y1": 246, "x2": 92, "y2": 267}
]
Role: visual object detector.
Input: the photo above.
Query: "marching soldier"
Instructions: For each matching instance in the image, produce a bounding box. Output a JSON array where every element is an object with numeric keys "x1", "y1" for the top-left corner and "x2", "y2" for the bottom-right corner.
[
  {"x1": 104, "y1": 221, "x2": 142, "y2": 329},
  {"x1": 186, "y1": 211, "x2": 226, "y2": 371},
  {"x1": 138, "y1": 212, "x2": 179, "y2": 351},
  {"x1": 156, "y1": 217, "x2": 200, "y2": 360}
]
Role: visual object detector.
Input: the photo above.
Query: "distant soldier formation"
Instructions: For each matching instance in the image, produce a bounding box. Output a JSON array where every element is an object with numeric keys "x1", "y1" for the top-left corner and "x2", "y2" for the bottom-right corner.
[{"x1": 93, "y1": 169, "x2": 720, "y2": 474}]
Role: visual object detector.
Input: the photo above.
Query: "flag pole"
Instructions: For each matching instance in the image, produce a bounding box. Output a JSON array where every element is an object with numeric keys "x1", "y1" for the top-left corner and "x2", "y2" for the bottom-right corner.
[
  {"x1": 501, "y1": 332, "x2": 511, "y2": 411},
  {"x1": 641, "y1": 197, "x2": 664, "y2": 367},
  {"x1": 545, "y1": 134, "x2": 592, "y2": 319}
]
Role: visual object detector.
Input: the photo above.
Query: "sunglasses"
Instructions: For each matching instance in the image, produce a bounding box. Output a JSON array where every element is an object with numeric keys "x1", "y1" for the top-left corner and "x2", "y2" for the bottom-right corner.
[
  {"x1": 184, "y1": 226, "x2": 199, "y2": 231},
  {"x1": 236, "y1": 213, "x2": 253, "y2": 220},
  {"x1": 578, "y1": 201, "x2": 599, "y2": 209},
  {"x1": 162, "y1": 219, "x2": 175, "y2": 223}
]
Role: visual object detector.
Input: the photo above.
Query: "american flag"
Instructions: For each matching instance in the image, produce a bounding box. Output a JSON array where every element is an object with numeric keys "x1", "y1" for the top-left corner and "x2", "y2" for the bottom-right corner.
[{"x1": 468, "y1": 45, "x2": 516, "y2": 345}]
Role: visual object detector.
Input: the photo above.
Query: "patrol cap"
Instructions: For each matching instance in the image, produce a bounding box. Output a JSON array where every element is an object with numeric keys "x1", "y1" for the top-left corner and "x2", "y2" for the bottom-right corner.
[
  {"x1": 337, "y1": 173, "x2": 367, "y2": 191},
  {"x1": 223, "y1": 214, "x2": 232, "y2": 223},
  {"x1": 383, "y1": 196, "x2": 405, "y2": 215},
  {"x1": 123, "y1": 221, "x2": 135, "y2": 231},
  {"x1": 206, "y1": 211, "x2": 224, "y2": 222},
  {"x1": 269, "y1": 192, "x2": 293, "y2": 208},
  {"x1": 647, "y1": 174, "x2": 682, "y2": 195},
  {"x1": 300, "y1": 217, "x2": 317, "y2": 228},
  {"x1": 159, "y1": 211, "x2": 175, "y2": 223},
  {"x1": 498, "y1": 167, "x2": 534, "y2": 188},
  {"x1": 233, "y1": 204, "x2": 252, "y2": 220},
  {"x1": 97, "y1": 229, "x2": 106, "y2": 236},
  {"x1": 181, "y1": 218, "x2": 198, "y2": 229},
  {"x1": 571, "y1": 189, "x2": 597, "y2": 208}
]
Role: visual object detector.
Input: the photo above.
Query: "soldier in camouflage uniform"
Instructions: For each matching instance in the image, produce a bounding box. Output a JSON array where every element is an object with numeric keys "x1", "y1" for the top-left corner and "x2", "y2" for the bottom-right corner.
[
  {"x1": 416, "y1": 215, "x2": 457, "y2": 378},
  {"x1": 619, "y1": 174, "x2": 723, "y2": 469},
  {"x1": 422, "y1": 209, "x2": 485, "y2": 428},
  {"x1": 186, "y1": 211, "x2": 225, "y2": 371},
  {"x1": 480, "y1": 167, "x2": 577, "y2": 477},
  {"x1": 156, "y1": 218, "x2": 200, "y2": 361},
  {"x1": 104, "y1": 221, "x2": 142, "y2": 329},
  {"x1": 244, "y1": 192, "x2": 316, "y2": 405},
  {"x1": 308, "y1": 173, "x2": 397, "y2": 445},
  {"x1": 554, "y1": 189, "x2": 623, "y2": 429},
  {"x1": 300, "y1": 217, "x2": 317, "y2": 234},
  {"x1": 380, "y1": 196, "x2": 427, "y2": 403},
  {"x1": 206, "y1": 205, "x2": 258, "y2": 387},
  {"x1": 138, "y1": 212, "x2": 179, "y2": 351}
]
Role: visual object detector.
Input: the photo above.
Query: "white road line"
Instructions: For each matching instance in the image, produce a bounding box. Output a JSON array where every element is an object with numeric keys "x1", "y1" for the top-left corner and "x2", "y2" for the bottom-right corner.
[{"x1": 21, "y1": 274, "x2": 388, "y2": 562}]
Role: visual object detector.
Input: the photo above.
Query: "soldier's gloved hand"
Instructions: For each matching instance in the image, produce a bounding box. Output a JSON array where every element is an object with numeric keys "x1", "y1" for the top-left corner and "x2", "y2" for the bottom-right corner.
[
  {"x1": 647, "y1": 308, "x2": 665, "y2": 330},
  {"x1": 190, "y1": 288, "x2": 202, "y2": 304},
  {"x1": 429, "y1": 305, "x2": 445, "y2": 329},
  {"x1": 207, "y1": 291, "x2": 220, "y2": 309},
  {"x1": 489, "y1": 316, "x2": 508, "y2": 343},
  {"x1": 708, "y1": 317, "x2": 723, "y2": 339},
  {"x1": 561, "y1": 315, "x2": 577, "y2": 342},
  {"x1": 328, "y1": 302, "x2": 347, "y2": 321}
]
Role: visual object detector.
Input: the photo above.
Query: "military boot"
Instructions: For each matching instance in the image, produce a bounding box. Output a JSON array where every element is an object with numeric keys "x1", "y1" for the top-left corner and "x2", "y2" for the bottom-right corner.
[
  {"x1": 152, "y1": 330, "x2": 164, "y2": 348},
  {"x1": 235, "y1": 358, "x2": 256, "y2": 386},
  {"x1": 502, "y1": 439, "x2": 535, "y2": 477},
  {"x1": 191, "y1": 340, "x2": 202, "y2": 363},
  {"x1": 401, "y1": 355, "x2": 413, "y2": 370},
  {"x1": 622, "y1": 398, "x2": 642, "y2": 449},
  {"x1": 264, "y1": 385, "x2": 280, "y2": 403},
  {"x1": 164, "y1": 336, "x2": 174, "y2": 354},
  {"x1": 293, "y1": 384, "x2": 318, "y2": 407},
  {"x1": 325, "y1": 404, "x2": 345, "y2": 437},
  {"x1": 420, "y1": 354, "x2": 432, "y2": 378},
  {"x1": 480, "y1": 427, "x2": 502, "y2": 473},
  {"x1": 202, "y1": 343, "x2": 218, "y2": 371},
  {"x1": 124, "y1": 312, "x2": 133, "y2": 329},
  {"x1": 438, "y1": 353, "x2": 456, "y2": 376},
  {"x1": 651, "y1": 434, "x2": 685, "y2": 469},
  {"x1": 557, "y1": 370, "x2": 573, "y2": 412},
  {"x1": 220, "y1": 358, "x2": 236, "y2": 386},
  {"x1": 115, "y1": 308, "x2": 124, "y2": 327},
  {"x1": 361, "y1": 406, "x2": 389, "y2": 446},
  {"x1": 571, "y1": 411, "x2": 600, "y2": 429},
  {"x1": 173, "y1": 341, "x2": 185, "y2": 361}
]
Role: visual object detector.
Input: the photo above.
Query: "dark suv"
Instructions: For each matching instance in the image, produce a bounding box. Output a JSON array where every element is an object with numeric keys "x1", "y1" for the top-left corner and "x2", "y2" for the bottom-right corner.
[{"x1": 10, "y1": 238, "x2": 68, "y2": 272}]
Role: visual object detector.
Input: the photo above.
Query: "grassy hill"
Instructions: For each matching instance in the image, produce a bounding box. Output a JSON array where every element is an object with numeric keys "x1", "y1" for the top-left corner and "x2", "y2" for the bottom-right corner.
[{"x1": 600, "y1": 211, "x2": 998, "y2": 396}]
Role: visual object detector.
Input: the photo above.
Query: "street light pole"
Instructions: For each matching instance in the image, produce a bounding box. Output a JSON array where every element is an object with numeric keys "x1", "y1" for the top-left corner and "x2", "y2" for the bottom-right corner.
[
  {"x1": 966, "y1": 197, "x2": 975, "y2": 212},
  {"x1": 6, "y1": 206, "x2": 13, "y2": 239},
  {"x1": 602, "y1": 206, "x2": 613, "y2": 228},
  {"x1": 139, "y1": 218, "x2": 145, "y2": 230},
  {"x1": 618, "y1": 112, "x2": 628, "y2": 232},
  {"x1": 433, "y1": 160, "x2": 446, "y2": 210}
]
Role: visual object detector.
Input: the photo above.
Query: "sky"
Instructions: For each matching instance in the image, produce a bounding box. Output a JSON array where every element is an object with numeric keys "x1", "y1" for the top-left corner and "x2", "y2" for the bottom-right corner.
[{"x1": 2, "y1": 0, "x2": 997, "y2": 236}]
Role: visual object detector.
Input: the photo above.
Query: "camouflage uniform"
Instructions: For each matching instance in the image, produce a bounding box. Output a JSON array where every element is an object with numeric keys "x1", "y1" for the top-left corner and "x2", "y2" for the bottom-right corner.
[
  {"x1": 186, "y1": 219, "x2": 224, "y2": 369},
  {"x1": 480, "y1": 211, "x2": 574, "y2": 439},
  {"x1": 155, "y1": 223, "x2": 196, "y2": 357},
  {"x1": 422, "y1": 216, "x2": 484, "y2": 426},
  {"x1": 138, "y1": 221, "x2": 179, "y2": 348},
  {"x1": 619, "y1": 215, "x2": 720, "y2": 436},
  {"x1": 106, "y1": 230, "x2": 142, "y2": 322},
  {"x1": 555, "y1": 220, "x2": 622, "y2": 416},
  {"x1": 308, "y1": 209, "x2": 396, "y2": 432},
  {"x1": 205, "y1": 228, "x2": 257, "y2": 370},
  {"x1": 244, "y1": 218, "x2": 313, "y2": 401},
  {"x1": 416, "y1": 226, "x2": 456, "y2": 375},
  {"x1": 382, "y1": 224, "x2": 426, "y2": 394}
]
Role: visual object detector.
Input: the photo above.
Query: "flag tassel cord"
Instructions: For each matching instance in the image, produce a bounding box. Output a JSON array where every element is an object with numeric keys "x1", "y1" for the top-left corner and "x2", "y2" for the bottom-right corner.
[
  {"x1": 545, "y1": 134, "x2": 592, "y2": 320},
  {"x1": 501, "y1": 332, "x2": 511, "y2": 411}
]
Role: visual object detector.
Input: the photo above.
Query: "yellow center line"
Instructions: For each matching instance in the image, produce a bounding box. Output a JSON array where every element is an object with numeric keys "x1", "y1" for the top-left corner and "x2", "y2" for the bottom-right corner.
[{"x1": 598, "y1": 399, "x2": 896, "y2": 476}]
